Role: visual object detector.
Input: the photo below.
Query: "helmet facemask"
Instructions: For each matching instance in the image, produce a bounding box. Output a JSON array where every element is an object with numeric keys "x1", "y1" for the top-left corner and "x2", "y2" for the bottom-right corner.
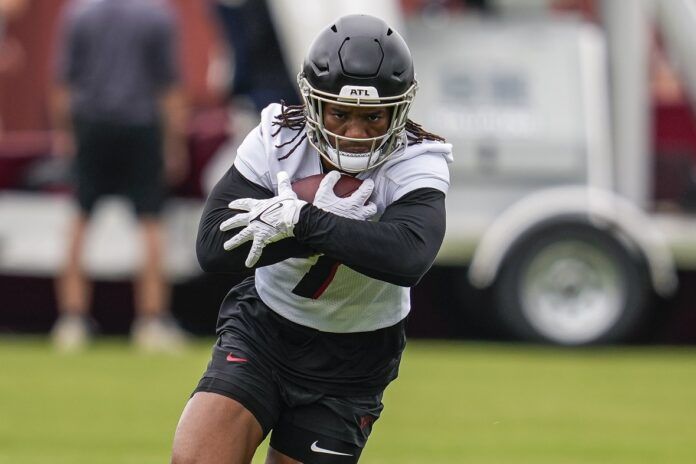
[{"x1": 299, "y1": 75, "x2": 417, "y2": 173}]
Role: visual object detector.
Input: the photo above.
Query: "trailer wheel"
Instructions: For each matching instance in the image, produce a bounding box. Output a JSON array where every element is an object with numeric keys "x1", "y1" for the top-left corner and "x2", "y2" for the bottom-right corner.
[{"x1": 494, "y1": 224, "x2": 649, "y2": 345}]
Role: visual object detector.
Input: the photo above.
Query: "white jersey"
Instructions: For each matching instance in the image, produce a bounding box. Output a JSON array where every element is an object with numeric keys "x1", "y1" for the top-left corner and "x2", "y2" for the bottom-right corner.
[{"x1": 233, "y1": 103, "x2": 453, "y2": 333}]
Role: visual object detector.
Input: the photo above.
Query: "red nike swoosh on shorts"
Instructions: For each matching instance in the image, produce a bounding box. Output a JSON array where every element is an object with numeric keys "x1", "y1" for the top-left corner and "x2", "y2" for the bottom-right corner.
[{"x1": 226, "y1": 353, "x2": 248, "y2": 363}]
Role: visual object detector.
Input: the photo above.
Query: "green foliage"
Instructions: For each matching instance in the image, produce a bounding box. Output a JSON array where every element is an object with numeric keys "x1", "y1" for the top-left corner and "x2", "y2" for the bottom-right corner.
[{"x1": 0, "y1": 338, "x2": 695, "y2": 463}]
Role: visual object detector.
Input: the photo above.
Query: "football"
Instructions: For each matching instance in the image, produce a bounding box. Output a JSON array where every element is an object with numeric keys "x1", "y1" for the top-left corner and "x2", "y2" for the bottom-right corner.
[{"x1": 291, "y1": 173, "x2": 363, "y2": 203}]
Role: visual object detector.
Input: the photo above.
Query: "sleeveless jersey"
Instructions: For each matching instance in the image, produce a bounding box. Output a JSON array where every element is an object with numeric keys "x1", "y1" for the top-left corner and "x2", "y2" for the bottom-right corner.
[{"x1": 233, "y1": 103, "x2": 453, "y2": 333}]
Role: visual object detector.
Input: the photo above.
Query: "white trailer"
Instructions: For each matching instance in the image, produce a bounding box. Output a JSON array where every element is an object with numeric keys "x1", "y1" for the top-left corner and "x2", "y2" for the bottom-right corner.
[{"x1": 407, "y1": 8, "x2": 696, "y2": 345}]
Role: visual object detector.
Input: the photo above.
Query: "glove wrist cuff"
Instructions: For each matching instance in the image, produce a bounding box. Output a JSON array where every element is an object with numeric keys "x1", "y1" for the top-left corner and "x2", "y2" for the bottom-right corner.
[{"x1": 289, "y1": 201, "x2": 307, "y2": 236}]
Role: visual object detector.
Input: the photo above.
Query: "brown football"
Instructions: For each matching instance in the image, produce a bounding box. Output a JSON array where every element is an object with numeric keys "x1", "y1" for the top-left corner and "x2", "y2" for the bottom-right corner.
[{"x1": 291, "y1": 173, "x2": 363, "y2": 203}]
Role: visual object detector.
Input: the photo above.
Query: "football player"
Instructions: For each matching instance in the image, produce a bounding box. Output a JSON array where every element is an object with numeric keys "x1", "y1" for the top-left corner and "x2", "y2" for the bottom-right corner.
[{"x1": 171, "y1": 14, "x2": 452, "y2": 464}]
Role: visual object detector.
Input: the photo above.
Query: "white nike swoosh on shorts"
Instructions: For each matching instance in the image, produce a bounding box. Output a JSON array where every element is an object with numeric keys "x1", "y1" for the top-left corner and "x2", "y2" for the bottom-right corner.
[{"x1": 310, "y1": 440, "x2": 353, "y2": 456}]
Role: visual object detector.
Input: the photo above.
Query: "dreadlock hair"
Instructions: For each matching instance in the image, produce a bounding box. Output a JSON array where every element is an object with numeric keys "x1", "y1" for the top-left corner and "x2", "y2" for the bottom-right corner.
[
  {"x1": 272, "y1": 101, "x2": 307, "y2": 160},
  {"x1": 404, "y1": 119, "x2": 446, "y2": 144},
  {"x1": 271, "y1": 101, "x2": 446, "y2": 160}
]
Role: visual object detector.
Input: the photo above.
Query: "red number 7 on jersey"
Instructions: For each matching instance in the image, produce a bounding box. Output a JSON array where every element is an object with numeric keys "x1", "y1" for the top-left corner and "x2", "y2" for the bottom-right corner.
[{"x1": 292, "y1": 256, "x2": 340, "y2": 299}]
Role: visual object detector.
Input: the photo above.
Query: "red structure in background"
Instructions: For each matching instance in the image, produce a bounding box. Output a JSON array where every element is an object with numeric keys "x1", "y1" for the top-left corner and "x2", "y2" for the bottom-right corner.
[{"x1": 653, "y1": 103, "x2": 696, "y2": 206}]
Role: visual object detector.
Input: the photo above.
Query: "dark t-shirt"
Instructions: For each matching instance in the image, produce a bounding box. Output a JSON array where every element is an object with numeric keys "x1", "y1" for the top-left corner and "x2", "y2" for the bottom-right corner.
[{"x1": 56, "y1": 0, "x2": 179, "y2": 125}]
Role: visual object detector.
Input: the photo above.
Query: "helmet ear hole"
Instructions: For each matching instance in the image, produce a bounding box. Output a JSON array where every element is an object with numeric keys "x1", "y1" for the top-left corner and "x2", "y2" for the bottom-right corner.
[{"x1": 311, "y1": 62, "x2": 329, "y2": 76}]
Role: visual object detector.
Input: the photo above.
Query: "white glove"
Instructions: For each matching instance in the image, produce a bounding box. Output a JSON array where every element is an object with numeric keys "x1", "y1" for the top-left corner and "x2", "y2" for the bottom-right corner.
[
  {"x1": 313, "y1": 170, "x2": 378, "y2": 220},
  {"x1": 220, "y1": 171, "x2": 307, "y2": 267}
]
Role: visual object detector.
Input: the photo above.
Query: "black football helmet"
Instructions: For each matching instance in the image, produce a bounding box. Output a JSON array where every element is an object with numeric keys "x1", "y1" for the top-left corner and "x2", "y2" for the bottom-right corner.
[{"x1": 298, "y1": 14, "x2": 417, "y2": 172}]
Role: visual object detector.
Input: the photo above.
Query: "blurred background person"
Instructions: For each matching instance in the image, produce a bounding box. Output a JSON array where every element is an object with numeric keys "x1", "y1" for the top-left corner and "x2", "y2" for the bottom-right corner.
[
  {"x1": 50, "y1": 0, "x2": 189, "y2": 352},
  {"x1": 201, "y1": 0, "x2": 300, "y2": 193},
  {"x1": 213, "y1": 0, "x2": 299, "y2": 113}
]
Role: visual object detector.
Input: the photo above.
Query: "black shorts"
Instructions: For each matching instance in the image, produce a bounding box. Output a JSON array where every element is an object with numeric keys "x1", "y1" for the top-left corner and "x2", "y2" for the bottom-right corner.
[
  {"x1": 194, "y1": 277, "x2": 407, "y2": 463},
  {"x1": 74, "y1": 118, "x2": 165, "y2": 216}
]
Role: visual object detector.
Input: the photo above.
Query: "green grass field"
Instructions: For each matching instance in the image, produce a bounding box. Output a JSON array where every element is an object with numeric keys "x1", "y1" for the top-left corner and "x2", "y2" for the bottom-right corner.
[{"x1": 1, "y1": 337, "x2": 695, "y2": 464}]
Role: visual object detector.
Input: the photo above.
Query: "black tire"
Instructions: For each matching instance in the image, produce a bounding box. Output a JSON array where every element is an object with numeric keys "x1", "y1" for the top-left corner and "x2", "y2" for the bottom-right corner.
[{"x1": 493, "y1": 223, "x2": 651, "y2": 345}]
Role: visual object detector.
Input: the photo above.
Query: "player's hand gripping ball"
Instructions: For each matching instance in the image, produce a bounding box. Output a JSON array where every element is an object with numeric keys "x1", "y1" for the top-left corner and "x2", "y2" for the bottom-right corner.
[
  {"x1": 291, "y1": 172, "x2": 362, "y2": 202},
  {"x1": 293, "y1": 171, "x2": 377, "y2": 220}
]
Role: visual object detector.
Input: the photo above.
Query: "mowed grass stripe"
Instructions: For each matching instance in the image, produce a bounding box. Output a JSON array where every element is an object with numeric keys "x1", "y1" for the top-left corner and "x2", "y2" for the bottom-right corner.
[
  {"x1": 0, "y1": 338, "x2": 694, "y2": 464},
  {"x1": 0, "y1": 337, "x2": 211, "y2": 464},
  {"x1": 371, "y1": 342, "x2": 696, "y2": 464}
]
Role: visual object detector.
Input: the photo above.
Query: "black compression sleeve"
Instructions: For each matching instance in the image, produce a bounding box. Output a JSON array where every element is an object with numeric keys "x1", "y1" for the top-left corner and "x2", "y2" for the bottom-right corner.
[
  {"x1": 294, "y1": 188, "x2": 446, "y2": 286},
  {"x1": 196, "y1": 165, "x2": 313, "y2": 273}
]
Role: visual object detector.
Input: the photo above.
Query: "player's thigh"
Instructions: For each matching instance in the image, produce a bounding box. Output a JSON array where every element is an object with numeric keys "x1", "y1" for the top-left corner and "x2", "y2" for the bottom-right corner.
[
  {"x1": 268, "y1": 427, "x2": 363, "y2": 464},
  {"x1": 267, "y1": 393, "x2": 383, "y2": 463},
  {"x1": 173, "y1": 332, "x2": 282, "y2": 463},
  {"x1": 264, "y1": 446, "x2": 302, "y2": 464},
  {"x1": 171, "y1": 392, "x2": 263, "y2": 464}
]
